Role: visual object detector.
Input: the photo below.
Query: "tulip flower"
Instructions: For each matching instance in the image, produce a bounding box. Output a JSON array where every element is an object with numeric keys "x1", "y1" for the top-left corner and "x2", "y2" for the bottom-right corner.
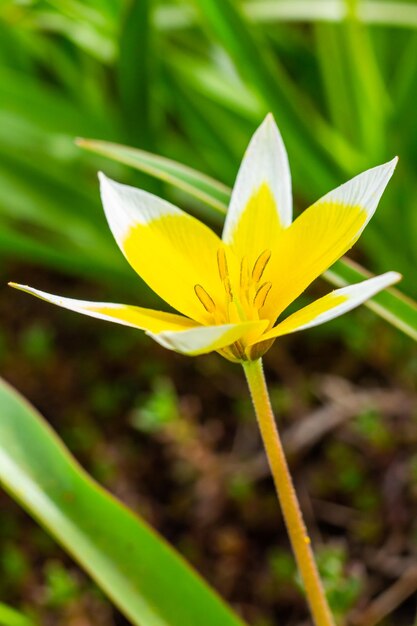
[{"x1": 10, "y1": 115, "x2": 400, "y2": 363}]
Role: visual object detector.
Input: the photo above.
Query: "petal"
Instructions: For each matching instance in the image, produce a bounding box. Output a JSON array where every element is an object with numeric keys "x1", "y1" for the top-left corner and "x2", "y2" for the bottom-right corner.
[
  {"x1": 99, "y1": 173, "x2": 223, "y2": 322},
  {"x1": 222, "y1": 114, "x2": 292, "y2": 265},
  {"x1": 319, "y1": 157, "x2": 398, "y2": 228},
  {"x1": 263, "y1": 157, "x2": 398, "y2": 322},
  {"x1": 9, "y1": 283, "x2": 197, "y2": 333},
  {"x1": 148, "y1": 320, "x2": 268, "y2": 356},
  {"x1": 257, "y1": 271, "x2": 401, "y2": 342}
]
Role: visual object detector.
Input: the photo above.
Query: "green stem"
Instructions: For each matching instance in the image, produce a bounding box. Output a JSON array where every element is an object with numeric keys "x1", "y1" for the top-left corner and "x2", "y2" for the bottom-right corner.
[{"x1": 242, "y1": 358, "x2": 335, "y2": 626}]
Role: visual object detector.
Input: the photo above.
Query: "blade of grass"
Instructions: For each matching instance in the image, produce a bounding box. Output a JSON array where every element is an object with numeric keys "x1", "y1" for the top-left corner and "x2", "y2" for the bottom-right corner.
[
  {"x1": 340, "y1": 1, "x2": 390, "y2": 158},
  {"x1": 313, "y1": 23, "x2": 357, "y2": 141},
  {"x1": 0, "y1": 603, "x2": 35, "y2": 626},
  {"x1": 28, "y1": 11, "x2": 115, "y2": 63},
  {"x1": 155, "y1": 2, "x2": 417, "y2": 31},
  {"x1": 0, "y1": 226, "x2": 128, "y2": 285},
  {"x1": 0, "y1": 65, "x2": 114, "y2": 137},
  {"x1": 118, "y1": 0, "x2": 153, "y2": 148},
  {"x1": 166, "y1": 51, "x2": 265, "y2": 123},
  {"x1": 245, "y1": 0, "x2": 417, "y2": 30},
  {"x1": 392, "y1": 33, "x2": 417, "y2": 113},
  {"x1": 325, "y1": 258, "x2": 417, "y2": 341},
  {"x1": 190, "y1": 0, "x2": 362, "y2": 180},
  {"x1": 77, "y1": 138, "x2": 230, "y2": 214},
  {"x1": 164, "y1": 69, "x2": 242, "y2": 181},
  {"x1": 0, "y1": 378, "x2": 249, "y2": 626},
  {"x1": 0, "y1": 151, "x2": 121, "y2": 268}
]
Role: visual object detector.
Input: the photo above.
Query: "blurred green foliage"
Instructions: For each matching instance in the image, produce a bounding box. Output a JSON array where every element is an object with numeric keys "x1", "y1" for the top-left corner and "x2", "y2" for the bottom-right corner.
[
  {"x1": 0, "y1": 602, "x2": 35, "y2": 626},
  {"x1": 317, "y1": 545, "x2": 362, "y2": 621},
  {"x1": 1, "y1": 0, "x2": 417, "y2": 302},
  {"x1": 131, "y1": 376, "x2": 180, "y2": 433},
  {"x1": 42, "y1": 561, "x2": 80, "y2": 608},
  {"x1": 269, "y1": 543, "x2": 362, "y2": 621}
]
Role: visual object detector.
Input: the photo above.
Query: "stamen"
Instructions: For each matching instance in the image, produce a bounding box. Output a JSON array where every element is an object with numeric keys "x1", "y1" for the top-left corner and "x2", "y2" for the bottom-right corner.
[
  {"x1": 240, "y1": 256, "x2": 250, "y2": 292},
  {"x1": 217, "y1": 248, "x2": 233, "y2": 300},
  {"x1": 252, "y1": 249, "x2": 271, "y2": 283},
  {"x1": 194, "y1": 284, "x2": 216, "y2": 313},
  {"x1": 230, "y1": 340, "x2": 246, "y2": 361},
  {"x1": 253, "y1": 281, "x2": 272, "y2": 309},
  {"x1": 217, "y1": 248, "x2": 229, "y2": 282}
]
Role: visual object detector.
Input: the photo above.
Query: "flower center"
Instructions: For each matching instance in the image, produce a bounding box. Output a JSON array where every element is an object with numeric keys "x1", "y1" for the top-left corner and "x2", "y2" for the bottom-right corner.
[{"x1": 194, "y1": 247, "x2": 272, "y2": 324}]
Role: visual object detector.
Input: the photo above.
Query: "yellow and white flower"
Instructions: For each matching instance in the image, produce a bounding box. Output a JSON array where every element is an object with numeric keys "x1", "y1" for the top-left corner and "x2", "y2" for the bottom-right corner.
[{"x1": 10, "y1": 115, "x2": 401, "y2": 361}]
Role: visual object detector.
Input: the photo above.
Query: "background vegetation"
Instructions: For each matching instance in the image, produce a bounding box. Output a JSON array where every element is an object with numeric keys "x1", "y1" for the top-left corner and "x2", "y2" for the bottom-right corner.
[{"x1": 1, "y1": 1, "x2": 417, "y2": 624}]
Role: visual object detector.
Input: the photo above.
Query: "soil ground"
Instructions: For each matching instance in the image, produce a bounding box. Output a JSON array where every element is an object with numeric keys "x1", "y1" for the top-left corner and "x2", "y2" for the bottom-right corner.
[{"x1": 1, "y1": 262, "x2": 416, "y2": 626}]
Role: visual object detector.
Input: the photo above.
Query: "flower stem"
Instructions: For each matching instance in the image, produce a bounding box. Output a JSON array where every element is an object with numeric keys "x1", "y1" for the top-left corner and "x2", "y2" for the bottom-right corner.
[{"x1": 242, "y1": 358, "x2": 335, "y2": 626}]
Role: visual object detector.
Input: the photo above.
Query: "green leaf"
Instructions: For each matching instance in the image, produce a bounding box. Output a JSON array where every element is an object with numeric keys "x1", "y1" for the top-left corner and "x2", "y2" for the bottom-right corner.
[
  {"x1": 167, "y1": 51, "x2": 265, "y2": 122},
  {"x1": 325, "y1": 259, "x2": 417, "y2": 342},
  {"x1": 245, "y1": 1, "x2": 417, "y2": 30},
  {"x1": 0, "y1": 378, "x2": 248, "y2": 626},
  {"x1": 155, "y1": 1, "x2": 417, "y2": 31},
  {"x1": 189, "y1": 0, "x2": 354, "y2": 187},
  {"x1": 0, "y1": 603, "x2": 35, "y2": 626},
  {"x1": 78, "y1": 139, "x2": 417, "y2": 342},
  {"x1": 118, "y1": 0, "x2": 153, "y2": 148},
  {"x1": 77, "y1": 138, "x2": 230, "y2": 214}
]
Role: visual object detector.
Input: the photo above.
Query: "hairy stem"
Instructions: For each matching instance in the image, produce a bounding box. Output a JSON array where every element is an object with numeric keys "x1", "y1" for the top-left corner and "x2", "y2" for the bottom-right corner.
[{"x1": 243, "y1": 358, "x2": 335, "y2": 626}]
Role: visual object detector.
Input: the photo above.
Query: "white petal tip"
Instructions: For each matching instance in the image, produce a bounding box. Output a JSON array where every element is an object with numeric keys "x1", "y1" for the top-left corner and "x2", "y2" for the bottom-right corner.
[
  {"x1": 264, "y1": 112, "x2": 276, "y2": 125},
  {"x1": 377, "y1": 157, "x2": 399, "y2": 183},
  {"x1": 336, "y1": 271, "x2": 402, "y2": 298},
  {"x1": 98, "y1": 171, "x2": 112, "y2": 197},
  {"x1": 9, "y1": 282, "x2": 25, "y2": 291},
  {"x1": 374, "y1": 156, "x2": 399, "y2": 181},
  {"x1": 8, "y1": 283, "x2": 43, "y2": 297},
  {"x1": 260, "y1": 112, "x2": 280, "y2": 137},
  {"x1": 98, "y1": 171, "x2": 119, "y2": 194},
  {"x1": 97, "y1": 172, "x2": 134, "y2": 241},
  {"x1": 387, "y1": 156, "x2": 399, "y2": 171},
  {"x1": 384, "y1": 271, "x2": 402, "y2": 285},
  {"x1": 340, "y1": 271, "x2": 402, "y2": 295},
  {"x1": 98, "y1": 171, "x2": 110, "y2": 185},
  {"x1": 320, "y1": 156, "x2": 399, "y2": 223}
]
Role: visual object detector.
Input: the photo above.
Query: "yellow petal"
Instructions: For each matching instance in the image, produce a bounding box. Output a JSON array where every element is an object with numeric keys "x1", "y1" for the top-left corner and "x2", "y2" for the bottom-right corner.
[
  {"x1": 148, "y1": 320, "x2": 267, "y2": 357},
  {"x1": 222, "y1": 114, "x2": 292, "y2": 266},
  {"x1": 99, "y1": 173, "x2": 223, "y2": 322},
  {"x1": 263, "y1": 158, "x2": 398, "y2": 322},
  {"x1": 9, "y1": 284, "x2": 197, "y2": 333},
  {"x1": 256, "y1": 271, "x2": 401, "y2": 342}
]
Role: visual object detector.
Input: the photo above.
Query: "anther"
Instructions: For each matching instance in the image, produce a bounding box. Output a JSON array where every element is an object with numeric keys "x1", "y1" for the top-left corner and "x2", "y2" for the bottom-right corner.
[
  {"x1": 217, "y1": 248, "x2": 233, "y2": 300},
  {"x1": 240, "y1": 256, "x2": 250, "y2": 292},
  {"x1": 230, "y1": 340, "x2": 246, "y2": 361},
  {"x1": 252, "y1": 249, "x2": 271, "y2": 283},
  {"x1": 253, "y1": 281, "x2": 272, "y2": 309},
  {"x1": 194, "y1": 284, "x2": 216, "y2": 313},
  {"x1": 217, "y1": 248, "x2": 229, "y2": 282}
]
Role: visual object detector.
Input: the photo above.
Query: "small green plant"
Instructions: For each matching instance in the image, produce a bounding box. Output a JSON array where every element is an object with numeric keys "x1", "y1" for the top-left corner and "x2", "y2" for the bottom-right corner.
[{"x1": 317, "y1": 546, "x2": 362, "y2": 621}]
